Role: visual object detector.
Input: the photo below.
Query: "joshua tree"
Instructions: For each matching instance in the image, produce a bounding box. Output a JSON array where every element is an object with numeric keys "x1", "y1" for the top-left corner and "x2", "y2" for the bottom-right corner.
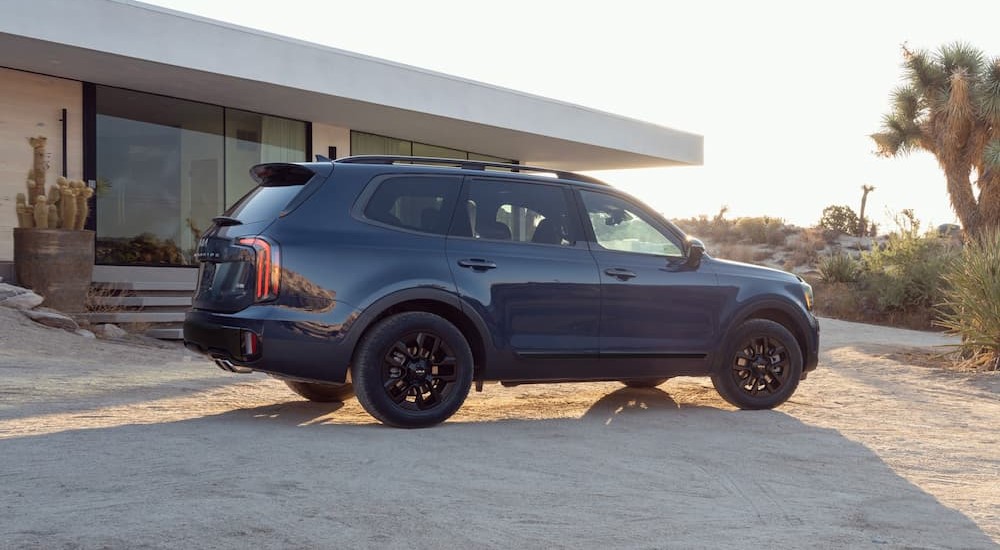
[
  {"x1": 871, "y1": 42, "x2": 1000, "y2": 236},
  {"x1": 858, "y1": 184, "x2": 875, "y2": 237}
]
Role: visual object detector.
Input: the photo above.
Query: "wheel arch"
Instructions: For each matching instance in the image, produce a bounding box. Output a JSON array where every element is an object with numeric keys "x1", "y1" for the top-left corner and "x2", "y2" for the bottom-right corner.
[
  {"x1": 722, "y1": 298, "x2": 814, "y2": 373},
  {"x1": 346, "y1": 289, "x2": 490, "y2": 380}
]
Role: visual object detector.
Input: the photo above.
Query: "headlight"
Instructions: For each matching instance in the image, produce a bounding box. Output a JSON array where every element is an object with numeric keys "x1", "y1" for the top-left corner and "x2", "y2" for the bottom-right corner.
[{"x1": 801, "y1": 281, "x2": 814, "y2": 311}]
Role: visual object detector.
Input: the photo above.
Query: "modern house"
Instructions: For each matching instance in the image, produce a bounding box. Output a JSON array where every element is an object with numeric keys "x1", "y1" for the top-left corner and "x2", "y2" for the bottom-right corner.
[{"x1": 0, "y1": 0, "x2": 703, "y2": 337}]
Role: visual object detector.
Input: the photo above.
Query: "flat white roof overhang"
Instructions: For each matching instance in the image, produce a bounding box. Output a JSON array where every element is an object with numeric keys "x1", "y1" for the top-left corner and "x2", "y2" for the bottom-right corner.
[{"x1": 0, "y1": 0, "x2": 702, "y2": 170}]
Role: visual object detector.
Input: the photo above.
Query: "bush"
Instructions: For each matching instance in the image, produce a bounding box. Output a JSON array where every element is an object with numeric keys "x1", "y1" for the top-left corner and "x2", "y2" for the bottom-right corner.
[
  {"x1": 819, "y1": 205, "x2": 860, "y2": 234},
  {"x1": 858, "y1": 227, "x2": 957, "y2": 311},
  {"x1": 715, "y1": 243, "x2": 756, "y2": 263},
  {"x1": 734, "y1": 216, "x2": 787, "y2": 246},
  {"x1": 935, "y1": 228, "x2": 1000, "y2": 370},
  {"x1": 673, "y1": 206, "x2": 734, "y2": 243},
  {"x1": 819, "y1": 252, "x2": 859, "y2": 283}
]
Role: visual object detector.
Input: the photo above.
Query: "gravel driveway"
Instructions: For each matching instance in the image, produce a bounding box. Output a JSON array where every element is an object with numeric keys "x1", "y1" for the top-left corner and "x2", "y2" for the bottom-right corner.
[{"x1": 1, "y1": 309, "x2": 997, "y2": 549}]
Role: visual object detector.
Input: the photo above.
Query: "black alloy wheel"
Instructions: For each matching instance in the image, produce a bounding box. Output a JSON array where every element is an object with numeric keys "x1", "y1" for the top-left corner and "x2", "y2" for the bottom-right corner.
[
  {"x1": 711, "y1": 319, "x2": 802, "y2": 410},
  {"x1": 731, "y1": 335, "x2": 791, "y2": 397},
  {"x1": 382, "y1": 330, "x2": 458, "y2": 411},
  {"x1": 352, "y1": 312, "x2": 473, "y2": 428}
]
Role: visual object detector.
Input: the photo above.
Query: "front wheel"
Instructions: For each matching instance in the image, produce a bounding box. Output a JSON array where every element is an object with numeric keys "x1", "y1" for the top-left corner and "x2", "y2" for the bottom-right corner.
[
  {"x1": 711, "y1": 319, "x2": 803, "y2": 410},
  {"x1": 352, "y1": 312, "x2": 473, "y2": 428}
]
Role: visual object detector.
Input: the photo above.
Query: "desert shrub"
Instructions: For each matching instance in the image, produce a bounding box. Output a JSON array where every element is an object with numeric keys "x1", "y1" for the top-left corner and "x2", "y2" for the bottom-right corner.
[
  {"x1": 673, "y1": 206, "x2": 734, "y2": 243},
  {"x1": 786, "y1": 228, "x2": 826, "y2": 267},
  {"x1": 935, "y1": 228, "x2": 1000, "y2": 370},
  {"x1": 752, "y1": 249, "x2": 773, "y2": 262},
  {"x1": 716, "y1": 243, "x2": 756, "y2": 263},
  {"x1": 819, "y1": 205, "x2": 860, "y2": 235},
  {"x1": 734, "y1": 216, "x2": 787, "y2": 246},
  {"x1": 819, "y1": 252, "x2": 859, "y2": 283},
  {"x1": 858, "y1": 226, "x2": 957, "y2": 311}
]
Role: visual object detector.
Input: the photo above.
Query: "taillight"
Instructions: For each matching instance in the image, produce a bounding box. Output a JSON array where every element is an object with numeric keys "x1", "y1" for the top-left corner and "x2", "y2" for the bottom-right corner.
[{"x1": 237, "y1": 237, "x2": 280, "y2": 302}]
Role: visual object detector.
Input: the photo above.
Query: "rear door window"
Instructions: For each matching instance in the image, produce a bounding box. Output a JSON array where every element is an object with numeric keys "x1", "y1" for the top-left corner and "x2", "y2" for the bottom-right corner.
[
  {"x1": 362, "y1": 175, "x2": 461, "y2": 235},
  {"x1": 451, "y1": 178, "x2": 581, "y2": 246}
]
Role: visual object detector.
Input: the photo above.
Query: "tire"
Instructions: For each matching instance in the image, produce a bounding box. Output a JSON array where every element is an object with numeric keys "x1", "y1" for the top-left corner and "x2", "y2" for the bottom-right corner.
[
  {"x1": 711, "y1": 319, "x2": 803, "y2": 410},
  {"x1": 620, "y1": 378, "x2": 669, "y2": 388},
  {"x1": 352, "y1": 312, "x2": 474, "y2": 428},
  {"x1": 283, "y1": 380, "x2": 355, "y2": 403}
]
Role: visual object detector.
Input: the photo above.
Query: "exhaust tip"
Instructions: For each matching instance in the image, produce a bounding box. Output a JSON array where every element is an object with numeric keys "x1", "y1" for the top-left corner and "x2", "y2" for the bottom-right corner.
[{"x1": 214, "y1": 357, "x2": 253, "y2": 374}]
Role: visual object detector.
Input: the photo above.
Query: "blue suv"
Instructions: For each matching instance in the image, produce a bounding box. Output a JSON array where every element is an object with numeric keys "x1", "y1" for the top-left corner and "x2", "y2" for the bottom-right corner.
[{"x1": 184, "y1": 156, "x2": 819, "y2": 428}]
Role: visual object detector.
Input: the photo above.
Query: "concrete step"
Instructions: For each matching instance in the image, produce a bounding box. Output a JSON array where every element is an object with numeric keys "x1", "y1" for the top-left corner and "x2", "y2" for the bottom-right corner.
[
  {"x1": 92, "y1": 281, "x2": 196, "y2": 292},
  {"x1": 145, "y1": 327, "x2": 184, "y2": 340},
  {"x1": 89, "y1": 295, "x2": 193, "y2": 308},
  {"x1": 81, "y1": 311, "x2": 186, "y2": 324}
]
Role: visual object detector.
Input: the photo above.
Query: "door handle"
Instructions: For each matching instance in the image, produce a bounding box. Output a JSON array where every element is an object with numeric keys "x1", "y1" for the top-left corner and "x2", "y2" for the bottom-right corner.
[
  {"x1": 604, "y1": 267, "x2": 637, "y2": 281},
  {"x1": 458, "y1": 258, "x2": 497, "y2": 271}
]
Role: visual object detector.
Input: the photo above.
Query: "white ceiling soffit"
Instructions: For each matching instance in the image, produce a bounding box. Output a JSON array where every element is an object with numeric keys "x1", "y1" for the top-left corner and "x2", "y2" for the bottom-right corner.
[{"x1": 0, "y1": 0, "x2": 703, "y2": 170}]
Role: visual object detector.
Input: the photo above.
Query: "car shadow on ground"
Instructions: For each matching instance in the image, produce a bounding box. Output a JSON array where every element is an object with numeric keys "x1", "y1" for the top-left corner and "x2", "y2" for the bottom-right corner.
[{"x1": 2, "y1": 386, "x2": 996, "y2": 549}]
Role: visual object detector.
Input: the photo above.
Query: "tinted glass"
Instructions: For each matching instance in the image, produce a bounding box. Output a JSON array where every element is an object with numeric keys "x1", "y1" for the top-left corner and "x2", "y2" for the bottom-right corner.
[
  {"x1": 224, "y1": 185, "x2": 306, "y2": 223},
  {"x1": 363, "y1": 176, "x2": 461, "y2": 235},
  {"x1": 454, "y1": 179, "x2": 578, "y2": 246},
  {"x1": 580, "y1": 190, "x2": 683, "y2": 256}
]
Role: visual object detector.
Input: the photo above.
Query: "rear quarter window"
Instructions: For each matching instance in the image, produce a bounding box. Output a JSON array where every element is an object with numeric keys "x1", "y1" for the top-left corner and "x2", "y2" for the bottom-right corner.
[{"x1": 362, "y1": 175, "x2": 461, "y2": 235}]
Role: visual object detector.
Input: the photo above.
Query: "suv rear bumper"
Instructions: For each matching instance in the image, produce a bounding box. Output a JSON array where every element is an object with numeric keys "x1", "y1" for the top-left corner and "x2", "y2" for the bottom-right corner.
[{"x1": 183, "y1": 308, "x2": 357, "y2": 383}]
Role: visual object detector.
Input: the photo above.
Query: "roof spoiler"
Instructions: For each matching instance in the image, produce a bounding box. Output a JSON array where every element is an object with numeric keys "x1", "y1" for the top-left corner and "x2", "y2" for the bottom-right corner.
[{"x1": 249, "y1": 163, "x2": 316, "y2": 187}]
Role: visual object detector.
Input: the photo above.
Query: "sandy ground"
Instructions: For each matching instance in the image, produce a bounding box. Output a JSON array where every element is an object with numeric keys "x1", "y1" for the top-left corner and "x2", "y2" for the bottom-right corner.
[{"x1": 0, "y1": 308, "x2": 997, "y2": 549}]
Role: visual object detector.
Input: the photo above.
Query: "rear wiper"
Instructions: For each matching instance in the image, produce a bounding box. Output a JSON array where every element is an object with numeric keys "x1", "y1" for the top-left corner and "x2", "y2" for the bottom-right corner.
[{"x1": 212, "y1": 216, "x2": 243, "y2": 226}]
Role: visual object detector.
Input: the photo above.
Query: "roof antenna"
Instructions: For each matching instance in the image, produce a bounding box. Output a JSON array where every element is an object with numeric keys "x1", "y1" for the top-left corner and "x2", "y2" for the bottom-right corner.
[{"x1": 315, "y1": 154, "x2": 332, "y2": 162}]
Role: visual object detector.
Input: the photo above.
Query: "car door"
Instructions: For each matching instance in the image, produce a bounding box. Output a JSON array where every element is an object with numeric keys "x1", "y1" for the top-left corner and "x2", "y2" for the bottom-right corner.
[
  {"x1": 577, "y1": 189, "x2": 723, "y2": 377},
  {"x1": 446, "y1": 176, "x2": 602, "y2": 380}
]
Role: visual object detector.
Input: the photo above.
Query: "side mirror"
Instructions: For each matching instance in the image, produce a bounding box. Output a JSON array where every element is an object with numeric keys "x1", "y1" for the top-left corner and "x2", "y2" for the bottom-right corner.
[{"x1": 686, "y1": 238, "x2": 706, "y2": 268}]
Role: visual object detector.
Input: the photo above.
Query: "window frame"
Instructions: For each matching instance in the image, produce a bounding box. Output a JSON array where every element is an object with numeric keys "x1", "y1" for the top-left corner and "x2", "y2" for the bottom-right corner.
[{"x1": 574, "y1": 188, "x2": 689, "y2": 259}]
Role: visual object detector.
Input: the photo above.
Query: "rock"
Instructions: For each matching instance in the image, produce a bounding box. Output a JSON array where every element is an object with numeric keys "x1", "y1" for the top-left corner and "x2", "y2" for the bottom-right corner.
[
  {"x1": 0, "y1": 282, "x2": 44, "y2": 310},
  {"x1": 93, "y1": 323, "x2": 128, "y2": 339},
  {"x1": 1, "y1": 291, "x2": 44, "y2": 310},
  {"x1": 75, "y1": 329, "x2": 96, "y2": 339},
  {"x1": 22, "y1": 308, "x2": 80, "y2": 331}
]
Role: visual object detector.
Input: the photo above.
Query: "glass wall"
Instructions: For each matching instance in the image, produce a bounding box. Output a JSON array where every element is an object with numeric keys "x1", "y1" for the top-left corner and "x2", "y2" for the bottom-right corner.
[{"x1": 94, "y1": 86, "x2": 307, "y2": 265}]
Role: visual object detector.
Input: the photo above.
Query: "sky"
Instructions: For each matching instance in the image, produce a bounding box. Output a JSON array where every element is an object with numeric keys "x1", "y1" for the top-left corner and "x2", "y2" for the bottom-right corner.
[{"x1": 145, "y1": 0, "x2": 1000, "y2": 231}]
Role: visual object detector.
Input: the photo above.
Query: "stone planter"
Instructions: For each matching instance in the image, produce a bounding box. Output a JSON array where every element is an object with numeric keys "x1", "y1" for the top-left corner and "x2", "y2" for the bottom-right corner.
[{"x1": 13, "y1": 228, "x2": 94, "y2": 313}]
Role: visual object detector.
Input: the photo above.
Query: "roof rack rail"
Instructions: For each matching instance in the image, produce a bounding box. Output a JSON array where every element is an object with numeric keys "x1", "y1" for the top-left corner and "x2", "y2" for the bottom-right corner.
[{"x1": 334, "y1": 155, "x2": 607, "y2": 185}]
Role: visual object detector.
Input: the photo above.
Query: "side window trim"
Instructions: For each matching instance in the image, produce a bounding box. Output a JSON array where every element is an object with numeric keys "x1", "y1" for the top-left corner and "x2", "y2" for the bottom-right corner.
[{"x1": 575, "y1": 188, "x2": 686, "y2": 257}]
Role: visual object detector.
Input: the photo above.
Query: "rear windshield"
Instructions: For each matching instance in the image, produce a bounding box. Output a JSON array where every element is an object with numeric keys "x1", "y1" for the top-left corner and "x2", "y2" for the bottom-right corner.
[
  {"x1": 223, "y1": 164, "x2": 316, "y2": 223},
  {"x1": 224, "y1": 185, "x2": 305, "y2": 223}
]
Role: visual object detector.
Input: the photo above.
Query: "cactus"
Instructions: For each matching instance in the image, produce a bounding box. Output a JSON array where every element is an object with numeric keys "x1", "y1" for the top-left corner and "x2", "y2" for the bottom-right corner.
[
  {"x1": 75, "y1": 187, "x2": 94, "y2": 230},
  {"x1": 15, "y1": 138, "x2": 93, "y2": 231},
  {"x1": 33, "y1": 195, "x2": 49, "y2": 228},
  {"x1": 15, "y1": 193, "x2": 34, "y2": 228},
  {"x1": 61, "y1": 186, "x2": 78, "y2": 231}
]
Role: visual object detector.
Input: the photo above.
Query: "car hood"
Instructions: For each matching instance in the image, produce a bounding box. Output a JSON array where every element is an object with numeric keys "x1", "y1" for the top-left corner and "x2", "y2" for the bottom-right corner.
[{"x1": 705, "y1": 257, "x2": 803, "y2": 284}]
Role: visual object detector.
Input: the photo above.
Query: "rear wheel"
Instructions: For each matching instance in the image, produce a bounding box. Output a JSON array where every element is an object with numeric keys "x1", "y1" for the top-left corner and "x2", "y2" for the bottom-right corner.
[
  {"x1": 352, "y1": 312, "x2": 473, "y2": 428},
  {"x1": 711, "y1": 319, "x2": 802, "y2": 410},
  {"x1": 284, "y1": 380, "x2": 355, "y2": 403},
  {"x1": 620, "y1": 378, "x2": 669, "y2": 388}
]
